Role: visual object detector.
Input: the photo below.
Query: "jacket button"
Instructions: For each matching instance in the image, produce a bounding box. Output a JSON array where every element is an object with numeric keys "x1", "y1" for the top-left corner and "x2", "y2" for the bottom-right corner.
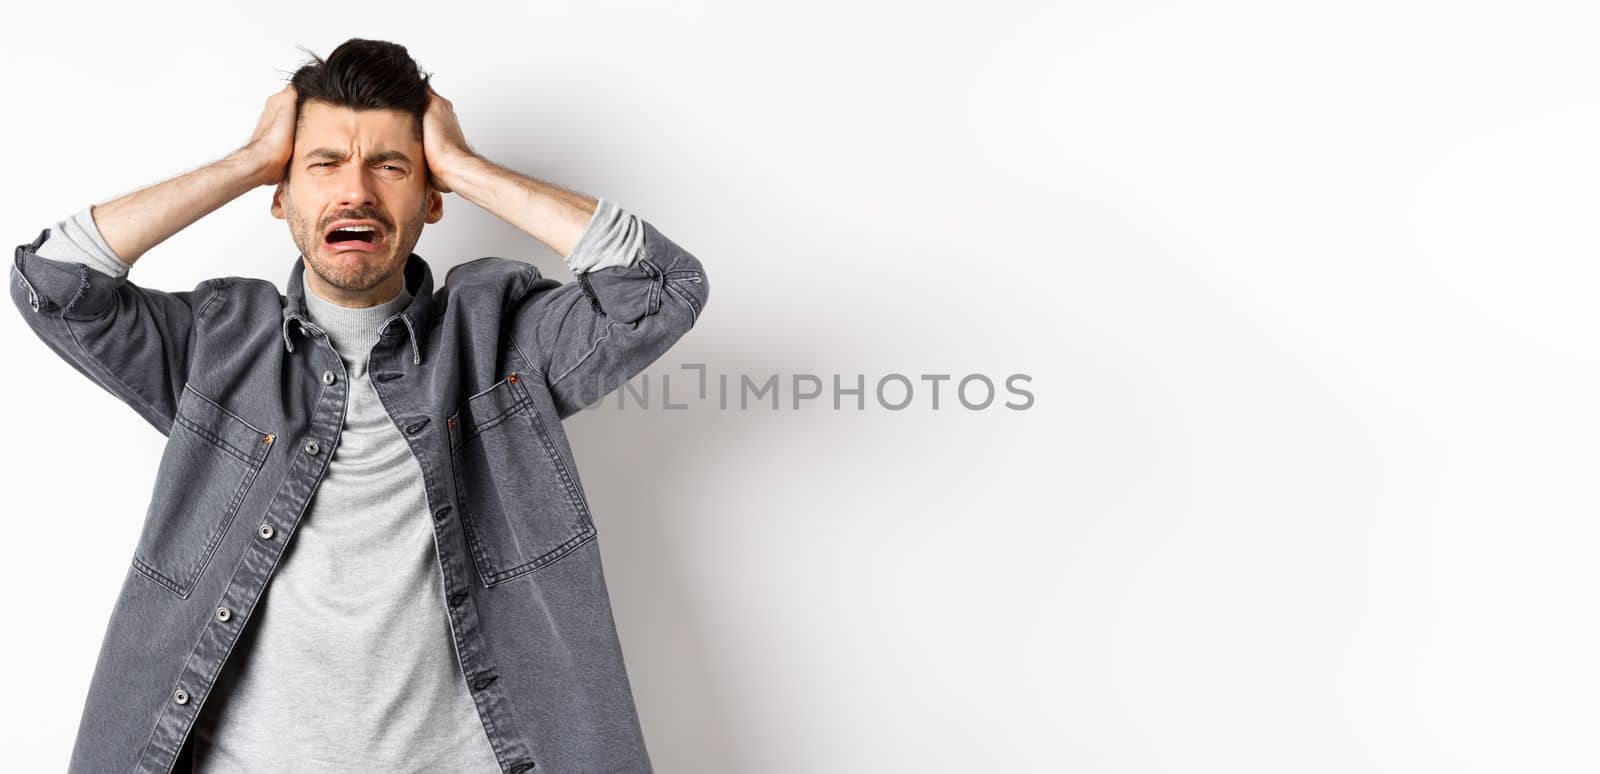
[
  {"x1": 173, "y1": 689, "x2": 189, "y2": 705},
  {"x1": 215, "y1": 606, "x2": 231, "y2": 622},
  {"x1": 258, "y1": 524, "x2": 275, "y2": 539},
  {"x1": 322, "y1": 370, "x2": 336, "y2": 385},
  {"x1": 304, "y1": 441, "x2": 320, "y2": 455}
]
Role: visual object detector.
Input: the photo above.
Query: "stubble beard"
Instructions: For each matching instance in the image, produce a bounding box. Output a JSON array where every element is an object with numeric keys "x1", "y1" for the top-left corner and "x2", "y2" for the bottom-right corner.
[{"x1": 286, "y1": 194, "x2": 425, "y2": 294}]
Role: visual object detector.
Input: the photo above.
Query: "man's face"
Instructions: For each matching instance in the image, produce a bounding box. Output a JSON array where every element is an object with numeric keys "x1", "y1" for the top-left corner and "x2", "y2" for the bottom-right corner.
[{"x1": 271, "y1": 99, "x2": 443, "y2": 305}]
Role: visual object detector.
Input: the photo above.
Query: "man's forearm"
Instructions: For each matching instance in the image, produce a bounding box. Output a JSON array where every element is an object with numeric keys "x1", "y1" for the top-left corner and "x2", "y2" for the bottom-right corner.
[
  {"x1": 441, "y1": 154, "x2": 598, "y2": 260},
  {"x1": 91, "y1": 148, "x2": 270, "y2": 266}
]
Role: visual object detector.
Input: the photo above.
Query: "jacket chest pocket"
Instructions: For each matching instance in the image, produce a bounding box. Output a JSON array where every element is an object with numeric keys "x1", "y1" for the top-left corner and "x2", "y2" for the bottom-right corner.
[
  {"x1": 447, "y1": 372, "x2": 597, "y2": 586},
  {"x1": 133, "y1": 384, "x2": 273, "y2": 598}
]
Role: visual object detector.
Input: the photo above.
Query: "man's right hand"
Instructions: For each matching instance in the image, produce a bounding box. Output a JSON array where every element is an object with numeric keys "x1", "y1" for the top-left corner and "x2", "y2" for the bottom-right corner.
[
  {"x1": 241, "y1": 84, "x2": 299, "y2": 186},
  {"x1": 84, "y1": 85, "x2": 299, "y2": 264}
]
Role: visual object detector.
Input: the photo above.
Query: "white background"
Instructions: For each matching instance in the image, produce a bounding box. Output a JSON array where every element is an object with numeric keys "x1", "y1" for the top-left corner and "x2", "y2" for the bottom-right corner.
[{"x1": 1, "y1": 1, "x2": 1593, "y2": 772}]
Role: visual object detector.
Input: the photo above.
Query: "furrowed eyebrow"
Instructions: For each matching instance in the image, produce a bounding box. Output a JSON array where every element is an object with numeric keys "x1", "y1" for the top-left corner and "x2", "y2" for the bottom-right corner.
[{"x1": 304, "y1": 147, "x2": 414, "y2": 165}]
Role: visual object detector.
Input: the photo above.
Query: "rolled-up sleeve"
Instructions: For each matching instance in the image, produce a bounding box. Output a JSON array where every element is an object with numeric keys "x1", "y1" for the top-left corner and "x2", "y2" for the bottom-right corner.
[
  {"x1": 509, "y1": 204, "x2": 709, "y2": 419},
  {"x1": 563, "y1": 198, "x2": 645, "y2": 275},
  {"x1": 35, "y1": 205, "x2": 134, "y2": 278}
]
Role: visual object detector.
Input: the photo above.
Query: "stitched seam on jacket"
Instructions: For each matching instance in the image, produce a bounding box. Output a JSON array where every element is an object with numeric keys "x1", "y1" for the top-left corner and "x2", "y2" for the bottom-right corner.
[
  {"x1": 548, "y1": 319, "x2": 629, "y2": 388},
  {"x1": 663, "y1": 281, "x2": 701, "y2": 323},
  {"x1": 507, "y1": 339, "x2": 549, "y2": 383},
  {"x1": 513, "y1": 378, "x2": 595, "y2": 520},
  {"x1": 448, "y1": 421, "x2": 504, "y2": 586},
  {"x1": 482, "y1": 530, "x2": 597, "y2": 584},
  {"x1": 512, "y1": 264, "x2": 558, "y2": 379}
]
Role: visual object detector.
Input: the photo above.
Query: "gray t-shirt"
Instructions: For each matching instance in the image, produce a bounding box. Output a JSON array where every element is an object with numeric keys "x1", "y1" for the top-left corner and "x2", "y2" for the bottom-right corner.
[
  {"x1": 35, "y1": 199, "x2": 644, "y2": 772},
  {"x1": 190, "y1": 277, "x2": 507, "y2": 772}
]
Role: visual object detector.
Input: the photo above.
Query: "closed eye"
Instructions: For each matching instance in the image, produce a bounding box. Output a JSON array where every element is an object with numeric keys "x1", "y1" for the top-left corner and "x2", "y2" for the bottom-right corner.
[{"x1": 313, "y1": 162, "x2": 403, "y2": 171}]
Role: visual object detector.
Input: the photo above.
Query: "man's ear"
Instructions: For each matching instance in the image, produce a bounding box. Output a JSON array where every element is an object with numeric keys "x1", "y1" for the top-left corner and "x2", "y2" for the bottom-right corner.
[
  {"x1": 424, "y1": 186, "x2": 444, "y2": 225},
  {"x1": 270, "y1": 183, "x2": 287, "y2": 220}
]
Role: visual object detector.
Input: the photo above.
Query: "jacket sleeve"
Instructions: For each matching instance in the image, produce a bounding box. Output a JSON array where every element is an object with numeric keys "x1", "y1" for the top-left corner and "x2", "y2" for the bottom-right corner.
[
  {"x1": 9, "y1": 216, "x2": 219, "y2": 437},
  {"x1": 509, "y1": 202, "x2": 709, "y2": 419}
]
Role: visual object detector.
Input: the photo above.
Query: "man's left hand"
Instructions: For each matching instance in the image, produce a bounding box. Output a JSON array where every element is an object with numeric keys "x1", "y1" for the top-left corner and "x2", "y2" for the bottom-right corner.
[{"x1": 422, "y1": 85, "x2": 475, "y2": 194}]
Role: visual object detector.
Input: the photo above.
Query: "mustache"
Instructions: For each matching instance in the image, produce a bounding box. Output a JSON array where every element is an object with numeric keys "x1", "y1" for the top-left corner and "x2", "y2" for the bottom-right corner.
[{"x1": 322, "y1": 213, "x2": 391, "y2": 231}]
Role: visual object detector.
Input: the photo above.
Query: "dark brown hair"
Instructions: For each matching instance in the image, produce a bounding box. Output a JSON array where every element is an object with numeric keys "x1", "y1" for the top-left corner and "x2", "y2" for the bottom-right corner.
[{"x1": 286, "y1": 38, "x2": 433, "y2": 142}]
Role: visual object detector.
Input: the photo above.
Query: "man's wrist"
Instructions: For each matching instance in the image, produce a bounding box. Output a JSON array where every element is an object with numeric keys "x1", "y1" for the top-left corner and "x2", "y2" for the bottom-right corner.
[
  {"x1": 434, "y1": 149, "x2": 483, "y2": 193},
  {"x1": 226, "y1": 145, "x2": 280, "y2": 187}
]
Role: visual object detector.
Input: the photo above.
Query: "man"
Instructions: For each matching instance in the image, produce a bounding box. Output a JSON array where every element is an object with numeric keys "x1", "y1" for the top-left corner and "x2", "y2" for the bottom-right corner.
[{"x1": 9, "y1": 38, "x2": 708, "y2": 773}]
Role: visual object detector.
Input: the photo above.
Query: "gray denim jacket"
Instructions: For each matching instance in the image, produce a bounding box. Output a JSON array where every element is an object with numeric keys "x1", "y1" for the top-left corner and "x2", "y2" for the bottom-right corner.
[{"x1": 9, "y1": 216, "x2": 709, "y2": 773}]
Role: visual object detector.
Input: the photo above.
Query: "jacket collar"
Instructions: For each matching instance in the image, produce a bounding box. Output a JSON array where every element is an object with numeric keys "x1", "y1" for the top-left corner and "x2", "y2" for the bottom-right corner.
[{"x1": 282, "y1": 252, "x2": 435, "y2": 365}]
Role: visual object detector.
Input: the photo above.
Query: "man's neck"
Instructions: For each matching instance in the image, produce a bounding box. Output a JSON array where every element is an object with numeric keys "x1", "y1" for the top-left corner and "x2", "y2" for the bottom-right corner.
[{"x1": 303, "y1": 260, "x2": 406, "y2": 309}]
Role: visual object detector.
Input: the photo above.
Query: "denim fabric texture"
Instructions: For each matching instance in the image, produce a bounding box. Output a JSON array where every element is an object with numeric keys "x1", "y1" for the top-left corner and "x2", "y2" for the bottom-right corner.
[{"x1": 8, "y1": 217, "x2": 709, "y2": 773}]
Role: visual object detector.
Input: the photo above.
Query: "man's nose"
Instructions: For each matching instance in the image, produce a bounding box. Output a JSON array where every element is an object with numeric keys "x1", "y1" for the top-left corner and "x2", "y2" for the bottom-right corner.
[{"x1": 334, "y1": 165, "x2": 378, "y2": 207}]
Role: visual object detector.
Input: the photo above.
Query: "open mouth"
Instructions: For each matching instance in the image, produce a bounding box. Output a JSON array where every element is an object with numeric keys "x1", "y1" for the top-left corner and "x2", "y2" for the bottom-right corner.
[{"x1": 323, "y1": 222, "x2": 387, "y2": 252}]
